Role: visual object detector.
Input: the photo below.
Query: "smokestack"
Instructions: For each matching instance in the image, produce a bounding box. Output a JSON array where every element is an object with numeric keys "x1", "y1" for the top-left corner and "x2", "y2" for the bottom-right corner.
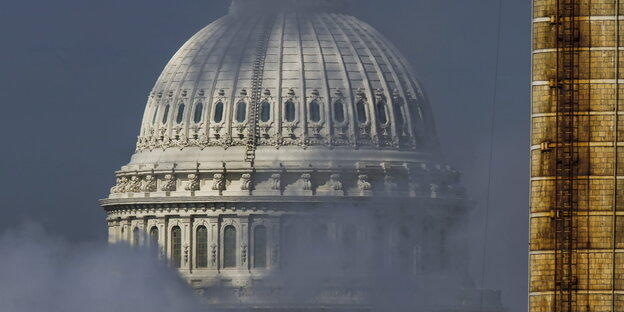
[{"x1": 530, "y1": 1, "x2": 622, "y2": 311}]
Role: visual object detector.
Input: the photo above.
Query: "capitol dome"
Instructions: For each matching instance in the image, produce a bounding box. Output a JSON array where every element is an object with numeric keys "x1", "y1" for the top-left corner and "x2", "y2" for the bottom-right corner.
[
  {"x1": 131, "y1": 0, "x2": 440, "y2": 169},
  {"x1": 99, "y1": 1, "x2": 503, "y2": 311}
]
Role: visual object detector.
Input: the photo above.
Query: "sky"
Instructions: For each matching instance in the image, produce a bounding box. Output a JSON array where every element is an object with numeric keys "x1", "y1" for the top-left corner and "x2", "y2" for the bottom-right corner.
[{"x1": 0, "y1": 0, "x2": 530, "y2": 311}]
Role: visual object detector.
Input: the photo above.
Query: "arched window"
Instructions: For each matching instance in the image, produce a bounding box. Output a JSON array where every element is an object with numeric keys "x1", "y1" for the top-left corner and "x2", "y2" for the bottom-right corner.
[
  {"x1": 161, "y1": 104, "x2": 170, "y2": 124},
  {"x1": 171, "y1": 226, "x2": 182, "y2": 268},
  {"x1": 194, "y1": 102, "x2": 204, "y2": 124},
  {"x1": 356, "y1": 100, "x2": 367, "y2": 123},
  {"x1": 176, "y1": 103, "x2": 185, "y2": 124},
  {"x1": 333, "y1": 101, "x2": 345, "y2": 123},
  {"x1": 213, "y1": 102, "x2": 224, "y2": 123},
  {"x1": 223, "y1": 226, "x2": 237, "y2": 268},
  {"x1": 236, "y1": 101, "x2": 247, "y2": 123},
  {"x1": 309, "y1": 101, "x2": 321, "y2": 123},
  {"x1": 133, "y1": 227, "x2": 140, "y2": 246},
  {"x1": 196, "y1": 226, "x2": 208, "y2": 268},
  {"x1": 149, "y1": 226, "x2": 159, "y2": 246},
  {"x1": 151, "y1": 105, "x2": 160, "y2": 125},
  {"x1": 284, "y1": 101, "x2": 296, "y2": 122},
  {"x1": 253, "y1": 226, "x2": 267, "y2": 268},
  {"x1": 376, "y1": 100, "x2": 388, "y2": 124},
  {"x1": 260, "y1": 101, "x2": 271, "y2": 122}
]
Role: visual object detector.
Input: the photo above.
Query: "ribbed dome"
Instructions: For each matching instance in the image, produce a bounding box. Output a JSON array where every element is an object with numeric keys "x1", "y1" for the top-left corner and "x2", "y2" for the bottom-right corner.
[
  {"x1": 131, "y1": 7, "x2": 440, "y2": 171},
  {"x1": 107, "y1": 0, "x2": 458, "y2": 197}
]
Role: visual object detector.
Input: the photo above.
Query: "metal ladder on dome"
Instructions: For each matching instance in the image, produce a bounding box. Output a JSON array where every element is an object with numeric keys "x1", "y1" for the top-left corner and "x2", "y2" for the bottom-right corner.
[
  {"x1": 245, "y1": 16, "x2": 275, "y2": 164},
  {"x1": 553, "y1": 1, "x2": 581, "y2": 311}
]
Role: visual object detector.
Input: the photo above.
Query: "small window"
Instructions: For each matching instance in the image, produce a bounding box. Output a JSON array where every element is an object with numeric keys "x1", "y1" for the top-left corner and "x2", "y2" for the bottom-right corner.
[
  {"x1": 161, "y1": 105, "x2": 170, "y2": 124},
  {"x1": 285, "y1": 101, "x2": 296, "y2": 122},
  {"x1": 133, "y1": 227, "x2": 140, "y2": 246},
  {"x1": 254, "y1": 226, "x2": 268, "y2": 268},
  {"x1": 171, "y1": 226, "x2": 182, "y2": 268},
  {"x1": 196, "y1": 226, "x2": 208, "y2": 268},
  {"x1": 334, "y1": 101, "x2": 345, "y2": 123},
  {"x1": 176, "y1": 103, "x2": 185, "y2": 124},
  {"x1": 236, "y1": 101, "x2": 247, "y2": 123},
  {"x1": 213, "y1": 102, "x2": 224, "y2": 123},
  {"x1": 260, "y1": 102, "x2": 271, "y2": 122},
  {"x1": 356, "y1": 100, "x2": 367, "y2": 123},
  {"x1": 309, "y1": 101, "x2": 321, "y2": 123},
  {"x1": 224, "y1": 226, "x2": 237, "y2": 268},
  {"x1": 377, "y1": 100, "x2": 388, "y2": 124},
  {"x1": 149, "y1": 227, "x2": 159, "y2": 246},
  {"x1": 151, "y1": 105, "x2": 160, "y2": 125},
  {"x1": 194, "y1": 102, "x2": 204, "y2": 124}
]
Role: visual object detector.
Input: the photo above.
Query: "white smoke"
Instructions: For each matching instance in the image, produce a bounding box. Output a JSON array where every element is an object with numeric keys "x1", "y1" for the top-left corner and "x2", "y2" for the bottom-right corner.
[{"x1": 0, "y1": 223, "x2": 203, "y2": 312}]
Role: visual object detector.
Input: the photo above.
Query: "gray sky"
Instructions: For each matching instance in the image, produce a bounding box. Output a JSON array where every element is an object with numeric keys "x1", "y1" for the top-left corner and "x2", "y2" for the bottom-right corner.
[{"x1": 0, "y1": 1, "x2": 529, "y2": 311}]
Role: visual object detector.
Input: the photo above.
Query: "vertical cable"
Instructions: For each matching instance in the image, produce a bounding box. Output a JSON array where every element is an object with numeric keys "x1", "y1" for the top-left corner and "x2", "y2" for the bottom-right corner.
[{"x1": 480, "y1": 0, "x2": 505, "y2": 308}]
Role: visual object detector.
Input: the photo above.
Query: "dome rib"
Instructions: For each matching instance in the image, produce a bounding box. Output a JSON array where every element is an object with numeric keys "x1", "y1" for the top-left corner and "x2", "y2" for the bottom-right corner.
[
  {"x1": 338, "y1": 15, "x2": 401, "y2": 141},
  {"x1": 343, "y1": 16, "x2": 407, "y2": 140},
  {"x1": 312, "y1": 14, "x2": 356, "y2": 141},
  {"x1": 307, "y1": 13, "x2": 333, "y2": 136},
  {"x1": 184, "y1": 16, "x2": 251, "y2": 129}
]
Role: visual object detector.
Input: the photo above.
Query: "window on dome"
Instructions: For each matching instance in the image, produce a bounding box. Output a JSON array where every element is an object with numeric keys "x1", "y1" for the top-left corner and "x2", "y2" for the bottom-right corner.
[
  {"x1": 162, "y1": 105, "x2": 170, "y2": 124},
  {"x1": 285, "y1": 101, "x2": 296, "y2": 122},
  {"x1": 151, "y1": 105, "x2": 160, "y2": 125},
  {"x1": 194, "y1": 102, "x2": 204, "y2": 124},
  {"x1": 171, "y1": 226, "x2": 182, "y2": 268},
  {"x1": 333, "y1": 101, "x2": 345, "y2": 123},
  {"x1": 176, "y1": 103, "x2": 185, "y2": 124},
  {"x1": 377, "y1": 100, "x2": 388, "y2": 124},
  {"x1": 213, "y1": 102, "x2": 223, "y2": 123},
  {"x1": 260, "y1": 101, "x2": 271, "y2": 122},
  {"x1": 253, "y1": 226, "x2": 267, "y2": 269},
  {"x1": 356, "y1": 100, "x2": 367, "y2": 123},
  {"x1": 196, "y1": 226, "x2": 208, "y2": 268},
  {"x1": 223, "y1": 225, "x2": 237, "y2": 268},
  {"x1": 133, "y1": 227, "x2": 140, "y2": 246},
  {"x1": 149, "y1": 226, "x2": 159, "y2": 246},
  {"x1": 236, "y1": 101, "x2": 247, "y2": 123},
  {"x1": 309, "y1": 100, "x2": 321, "y2": 123}
]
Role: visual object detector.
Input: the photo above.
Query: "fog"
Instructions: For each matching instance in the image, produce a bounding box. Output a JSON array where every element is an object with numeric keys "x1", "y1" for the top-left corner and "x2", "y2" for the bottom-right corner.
[
  {"x1": 0, "y1": 223, "x2": 202, "y2": 312},
  {"x1": 0, "y1": 0, "x2": 529, "y2": 311}
]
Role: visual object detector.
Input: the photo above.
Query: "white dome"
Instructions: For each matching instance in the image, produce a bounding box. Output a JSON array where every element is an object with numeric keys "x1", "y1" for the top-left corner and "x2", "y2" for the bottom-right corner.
[{"x1": 108, "y1": 0, "x2": 460, "y2": 201}]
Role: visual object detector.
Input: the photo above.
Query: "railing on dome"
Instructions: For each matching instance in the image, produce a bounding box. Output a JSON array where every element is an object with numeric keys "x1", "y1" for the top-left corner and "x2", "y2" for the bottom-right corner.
[
  {"x1": 552, "y1": 0, "x2": 582, "y2": 311},
  {"x1": 245, "y1": 16, "x2": 276, "y2": 164}
]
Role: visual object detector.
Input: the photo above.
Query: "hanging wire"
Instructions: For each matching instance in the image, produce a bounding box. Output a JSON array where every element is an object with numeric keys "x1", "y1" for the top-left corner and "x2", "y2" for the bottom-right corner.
[{"x1": 480, "y1": 0, "x2": 504, "y2": 306}]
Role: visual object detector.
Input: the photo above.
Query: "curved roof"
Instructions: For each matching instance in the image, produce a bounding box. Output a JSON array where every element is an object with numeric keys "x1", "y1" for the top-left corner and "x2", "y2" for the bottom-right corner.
[
  {"x1": 107, "y1": 1, "x2": 463, "y2": 202},
  {"x1": 134, "y1": 8, "x2": 439, "y2": 163}
]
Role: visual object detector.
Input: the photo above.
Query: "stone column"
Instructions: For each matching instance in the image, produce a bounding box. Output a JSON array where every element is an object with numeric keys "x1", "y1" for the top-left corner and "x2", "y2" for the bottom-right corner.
[
  {"x1": 239, "y1": 216, "x2": 250, "y2": 270},
  {"x1": 208, "y1": 216, "x2": 219, "y2": 270},
  {"x1": 182, "y1": 217, "x2": 192, "y2": 272}
]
